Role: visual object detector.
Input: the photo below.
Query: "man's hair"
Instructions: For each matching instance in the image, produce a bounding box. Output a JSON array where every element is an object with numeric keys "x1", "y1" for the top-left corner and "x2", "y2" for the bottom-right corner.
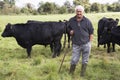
[{"x1": 75, "y1": 5, "x2": 84, "y2": 12}]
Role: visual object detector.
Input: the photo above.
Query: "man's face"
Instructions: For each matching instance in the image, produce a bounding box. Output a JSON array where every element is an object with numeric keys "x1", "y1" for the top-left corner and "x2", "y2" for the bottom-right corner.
[{"x1": 76, "y1": 10, "x2": 83, "y2": 18}]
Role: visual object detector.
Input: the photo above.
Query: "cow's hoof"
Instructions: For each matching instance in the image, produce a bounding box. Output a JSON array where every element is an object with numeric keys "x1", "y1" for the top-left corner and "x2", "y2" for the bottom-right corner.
[
  {"x1": 68, "y1": 46, "x2": 70, "y2": 48},
  {"x1": 57, "y1": 54, "x2": 60, "y2": 57},
  {"x1": 27, "y1": 56, "x2": 31, "y2": 58},
  {"x1": 104, "y1": 46, "x2": 106, "y2": 48},
  {"x1": 52, "y1": 55, "x2": 56, "y2": 58},
  {"x1": 112, "y1": 50, "x2": 116, "y2": 52}
]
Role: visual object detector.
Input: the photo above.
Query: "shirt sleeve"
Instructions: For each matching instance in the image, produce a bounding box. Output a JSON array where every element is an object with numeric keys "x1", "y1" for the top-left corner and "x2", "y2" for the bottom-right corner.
[
  {"x1": 68, "y1": 19, "x2": 73, "y2": 32},
  {"x1": 87, "y1": 20, "x2": 94, "y2": 35}
]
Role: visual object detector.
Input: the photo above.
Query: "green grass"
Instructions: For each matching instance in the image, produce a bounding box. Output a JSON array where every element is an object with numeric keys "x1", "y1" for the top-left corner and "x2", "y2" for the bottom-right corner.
[{"x1": 0, "y1": 12, "x2": 120, "y2": 80}]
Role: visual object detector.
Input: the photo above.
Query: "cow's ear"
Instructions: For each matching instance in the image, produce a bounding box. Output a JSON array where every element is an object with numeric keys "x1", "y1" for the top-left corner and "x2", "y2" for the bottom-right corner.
[
  {"x1": 59, "y1": 20, "x2": 62, "y2": 22},
  {"x1": 7, "y1": 23, "x2": 11, "y2": 26},
  {"x1": 6, "y1": 23, "x2": 12, "y2": 29},
  {"x1": 64, "y1": 19, "x2": 67, "y2": 22},
  {"x1": 116, "y1": 18, "x2": 119, "y2": 22}
]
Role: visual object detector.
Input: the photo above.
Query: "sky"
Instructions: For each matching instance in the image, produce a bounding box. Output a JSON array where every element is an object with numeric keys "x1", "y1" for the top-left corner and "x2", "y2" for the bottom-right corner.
[{"x1": 15, "y1": 0, "x2": 119, "y2": 9}]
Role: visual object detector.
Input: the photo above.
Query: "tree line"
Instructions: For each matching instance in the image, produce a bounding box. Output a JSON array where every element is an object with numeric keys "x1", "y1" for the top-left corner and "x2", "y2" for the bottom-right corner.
[{"x1": 0, "y1": 0, "x2": 120, "y2": 15}]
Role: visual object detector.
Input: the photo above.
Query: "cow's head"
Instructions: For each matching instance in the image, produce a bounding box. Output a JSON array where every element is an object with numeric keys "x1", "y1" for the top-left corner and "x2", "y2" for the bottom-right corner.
[
  {"x1": 62, "y1": 20, "x2": 71, "y2": 33},
  {"x1": 1, "y1": 23, "x2": 13, "y2": 37},
  {"x1": 115, "y1": 18, "x2": 119, "y2": 25},
  {"x1": 99, "y1": 18, "x2": 118, "y2": 44},
  {"x1": 103, "y1": 18, "x2": 118, "y2": 33}
]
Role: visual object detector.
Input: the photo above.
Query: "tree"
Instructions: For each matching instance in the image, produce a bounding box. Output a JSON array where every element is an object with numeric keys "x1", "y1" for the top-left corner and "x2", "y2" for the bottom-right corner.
[
  {"x1": 63, "y1": 0, "x2": 74, "y2": 13},
  {"x1": 26, "y1": 3, "x2": 33, "y2": 9},
  {"x1": 73, "y1": 0, "x2": 90, "y2": 13},
  {"x1": 101, "y1": 4, "x2": 107, "y2": 12},
  {"x1": 21, "y1": 7, "x2": 29, "y2": 14},
  {"x1": 3, "y1": 0, "x2": 9, "y2": 4},
  {"x1": 90, "y1": 3, "x2": 101, "y2": 13},
  {"x1": 9, "y1": 0, "x2": 15, "y2": 6},
  {"x1": 4, "y1": 0, "x2": 15, "y2": 7},
  {"x1": 58, "y1": 6, "x2": 67, "y2": 14},
  {"x1": 64, "y1": 0, "x2": 71, "y2": 8},
  {"x1": 43, "y1": 2, "x2": 54, "y2": 14},
  {"x1": 26, "y1": 3, "x2": 34, "y2": 13},
  {"x1": 0, "y1": 1, "x2": 5, "y2": 9},
  {"x1": 73, "y1": 0, "x2": 89, "y2": 6},
  {"x1": 112, "y1": 2, "x2": 120, "y2": 12},
  {"x1": 107, "y1": 4, "x2": 114, "y2": 12},
  {"x1": 38, "y1": 2, "x2": 58, "y2": 14},
  {"x1": 84, "y1": 3, "x2": 91, "y2": 13}
]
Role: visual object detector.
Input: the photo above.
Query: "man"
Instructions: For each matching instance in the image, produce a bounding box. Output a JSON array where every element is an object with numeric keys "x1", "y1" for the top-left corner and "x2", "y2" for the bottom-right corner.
[{"x1": 68, "y1": 5, "x2": 94, "y2": 77}]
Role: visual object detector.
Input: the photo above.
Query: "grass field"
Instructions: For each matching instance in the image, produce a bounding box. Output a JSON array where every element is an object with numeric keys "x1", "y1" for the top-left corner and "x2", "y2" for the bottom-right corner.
[{"x1": 0, "y1": 12, "x2": 120, "y2": 80}]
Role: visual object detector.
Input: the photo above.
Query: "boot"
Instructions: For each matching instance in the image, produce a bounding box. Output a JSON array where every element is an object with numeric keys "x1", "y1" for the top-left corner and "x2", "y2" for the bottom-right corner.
[
  {"x1": 80, "y1": 64, "x2": 87, "y2": 77},
  {"x1": 69, "y1": 64, "x2": 76, "y2": 74}
]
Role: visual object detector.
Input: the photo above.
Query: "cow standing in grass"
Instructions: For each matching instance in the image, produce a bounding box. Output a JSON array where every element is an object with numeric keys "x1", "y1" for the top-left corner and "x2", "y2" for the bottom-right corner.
[
  {"x1": 98, "y1": 17, "x2": 119, "y2": 53},
  {"x1": 1, "y1": 22, "x2": 68, "y2": 58}
]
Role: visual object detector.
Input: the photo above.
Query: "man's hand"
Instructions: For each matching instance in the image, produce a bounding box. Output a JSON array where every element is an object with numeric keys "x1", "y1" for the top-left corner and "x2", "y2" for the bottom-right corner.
[
  {"x1": 70, "y1": 30, "x2": 74, "y2": 36},
  {"x1": 90, "y1": 34, "x2": 93, "y2": 42}
]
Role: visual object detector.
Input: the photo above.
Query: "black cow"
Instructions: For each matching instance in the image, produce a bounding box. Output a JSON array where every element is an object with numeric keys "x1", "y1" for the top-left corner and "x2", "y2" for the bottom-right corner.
[
  {"x1": 1, "y1": 22, "x2": 66, "y2": 58},
  {"x1": 111, "y1": 25, "x2": 120, "y2": 45},
  {"x1": 27, "y1": 20, "x2": 71, "y2": 49},
  {"x1": 98, "y1": 17, "x2": 119, "y2": 53}
]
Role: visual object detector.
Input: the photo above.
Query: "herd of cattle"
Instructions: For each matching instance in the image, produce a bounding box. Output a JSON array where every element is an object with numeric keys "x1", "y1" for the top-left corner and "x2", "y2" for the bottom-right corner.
[{"x1": 1, "y1": 17, "x2": 120, "y2": 58}]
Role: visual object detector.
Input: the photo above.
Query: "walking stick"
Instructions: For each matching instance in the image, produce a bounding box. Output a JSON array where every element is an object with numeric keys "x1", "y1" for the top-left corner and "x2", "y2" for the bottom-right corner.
[
  {"x1": 58, "y1": 49, "x2": 67, "y2": 73},
  {"x1": 58, "y1": 21, "x2": 69, "y2": 73}
]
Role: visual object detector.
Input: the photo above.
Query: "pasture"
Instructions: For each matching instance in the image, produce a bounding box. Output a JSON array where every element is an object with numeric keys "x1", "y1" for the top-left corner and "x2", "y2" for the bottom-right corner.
[{"x1": 0, "y1": 12, "x2": 120, "y2": 80}]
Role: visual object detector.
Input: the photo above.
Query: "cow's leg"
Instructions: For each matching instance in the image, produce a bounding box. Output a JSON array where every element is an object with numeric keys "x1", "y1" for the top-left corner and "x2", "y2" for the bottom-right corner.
[
  {"x1": 50, "y1": 43, "x2": 54, "y2": 52},
  {"x1": 67, "y1": 33, "x2": 71, "y2": 48},
  {"x1": 97, "y1": 44, "x2": 99, "y2": 47},
  {"x1": 107, "y1": 43, "x2": 110, "y2": 53},
  {"x1": 104, "y1": 44, "x2": 106, "y2": 48},
  {"x1": 97, "y1": 38, "x2": 99, "y2": 47},
  {"x1": 56, "y1": 41, "x2": 62, "y2": 57},
  {"x1": 63, "y1": 34, "x2": 66, "y2": 49},
  {"x1": 26, "y1": 46, "x2": 32, "y2": 58},
  {"x1": 112, "y1": 42, "x2": 115, "y2": 52},
  {"x1": 52, "y1": 41, "x2": 57, "y2": 58},
  {"x1": 97, "y1": 34, "x2": 100, "y2": 47},
  {"x1": 52, "y1": 41, "x2": 61, "y2": 58}
]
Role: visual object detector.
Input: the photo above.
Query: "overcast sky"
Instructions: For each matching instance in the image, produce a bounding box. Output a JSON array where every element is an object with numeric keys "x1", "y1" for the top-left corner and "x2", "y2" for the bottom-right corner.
[{"x1": 15, "y1": 0, "x2": 119, "y2": 8}]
